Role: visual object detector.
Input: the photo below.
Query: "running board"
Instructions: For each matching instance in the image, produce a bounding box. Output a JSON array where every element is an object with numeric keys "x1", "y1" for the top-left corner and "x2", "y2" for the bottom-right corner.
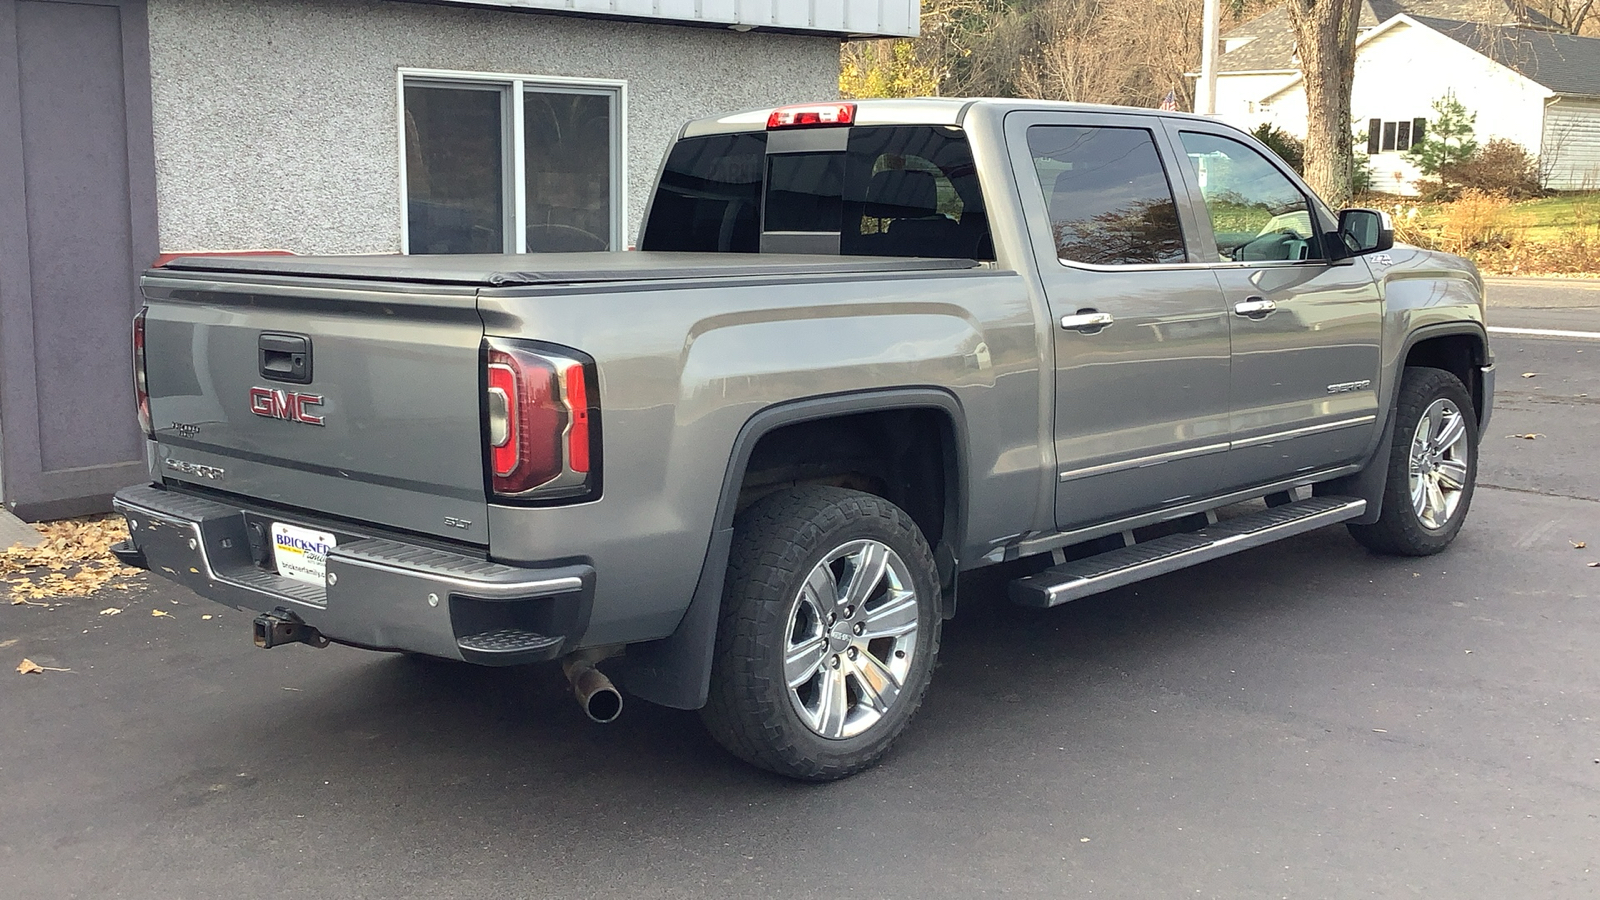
[{"x1": 1008, "y1": 496, "x2": 1366, "y2": 608}]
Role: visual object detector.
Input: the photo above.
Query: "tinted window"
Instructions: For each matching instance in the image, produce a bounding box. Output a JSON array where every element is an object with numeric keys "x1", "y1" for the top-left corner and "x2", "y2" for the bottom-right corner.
[
  {"x1": 642, "y1": 132, "x2": 768, "y2": 253},
  {"x1": 639, "y1": 126, "x2": 992, "y2": 260},
  {"x1": 1026, "y1": 125, "x2": 1186, "y2": 266},
  {"x1": 1178, "y1": 132, "x2": 1322, "y2": 262}
]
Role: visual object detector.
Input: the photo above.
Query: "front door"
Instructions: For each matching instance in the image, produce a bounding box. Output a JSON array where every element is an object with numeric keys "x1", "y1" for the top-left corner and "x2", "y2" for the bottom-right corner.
[
  {"x1": 1164, "y1": 125, "x2": 1383, "y2": 491},
  {"x1": 1006, "y1": 112, "x2": 1233, "y2": 531}
]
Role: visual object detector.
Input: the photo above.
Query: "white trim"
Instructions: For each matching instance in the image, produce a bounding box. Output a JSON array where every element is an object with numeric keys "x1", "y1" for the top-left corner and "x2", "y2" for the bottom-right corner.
[
  {"x1": 397, "y1": 67, "x2": 630, "y2": 255},
  {"x1": 1487, "y1": 326, "x2": 1600, "y2": 340}
]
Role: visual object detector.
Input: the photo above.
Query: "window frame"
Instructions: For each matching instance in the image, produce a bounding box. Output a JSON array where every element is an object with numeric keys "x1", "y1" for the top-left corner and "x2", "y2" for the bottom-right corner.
[
  {"x1": 1004, "y1": 109, "x2": 1211, "y2": 272},
  {"x1": 1161, "y1": 120, "x2": 1339, "y2": 269},
  {"x1": 397, "y1": 67, "x2": 628, "y2": 255}
]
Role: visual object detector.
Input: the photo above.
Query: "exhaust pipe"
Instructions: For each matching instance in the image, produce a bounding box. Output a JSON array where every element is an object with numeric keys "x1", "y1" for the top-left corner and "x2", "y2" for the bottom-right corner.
[{"x1": 562, "y1": 651, "x2": 623, "y2": 723}]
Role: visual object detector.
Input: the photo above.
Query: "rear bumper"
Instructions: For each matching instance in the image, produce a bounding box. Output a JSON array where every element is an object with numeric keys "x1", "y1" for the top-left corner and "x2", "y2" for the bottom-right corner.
[{"x1": 112, "y1": 485, "x2": 593, "y2": 665}]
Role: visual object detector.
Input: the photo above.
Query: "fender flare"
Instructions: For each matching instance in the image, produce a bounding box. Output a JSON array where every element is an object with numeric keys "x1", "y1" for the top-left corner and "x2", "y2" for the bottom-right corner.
[
  {"x1": 1321, "y1": 322, "x2": 1491, "y2": 525},
  {"x1": 621, "y1": 388, "x2": 969, "y2": 710}
]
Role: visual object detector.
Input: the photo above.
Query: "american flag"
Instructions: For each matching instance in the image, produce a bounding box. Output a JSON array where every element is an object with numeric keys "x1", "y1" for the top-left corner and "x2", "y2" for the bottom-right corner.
[{"x1": 1159, "y1": 89, "x2": 1178, "y2": 111}]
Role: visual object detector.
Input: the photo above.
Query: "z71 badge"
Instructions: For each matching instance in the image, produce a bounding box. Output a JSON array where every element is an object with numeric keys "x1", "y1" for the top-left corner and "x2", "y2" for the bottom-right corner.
[{"x1": 249, "y1": 386, "x2": 325, "y2": 426}]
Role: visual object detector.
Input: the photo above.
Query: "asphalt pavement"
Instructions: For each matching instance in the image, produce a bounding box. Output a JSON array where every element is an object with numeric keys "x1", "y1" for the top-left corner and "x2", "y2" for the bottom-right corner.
[{"x1": 2, "y1": 280, "x2": 1597, "y2": 900}]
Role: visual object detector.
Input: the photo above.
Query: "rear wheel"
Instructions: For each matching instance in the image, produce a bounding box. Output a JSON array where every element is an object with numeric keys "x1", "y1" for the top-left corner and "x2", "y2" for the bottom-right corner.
[
  {"x1": 1348, "y1": 366, "x2": 1478, "y2": 556},
  {"x1": 700, "y1": 486, "x2": 942, "y2": 781}
]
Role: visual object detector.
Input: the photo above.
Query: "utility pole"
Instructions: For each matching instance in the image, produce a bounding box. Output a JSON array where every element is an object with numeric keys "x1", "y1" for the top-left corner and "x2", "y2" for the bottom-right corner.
[{"x1": 1197, "y1": 0, "x2": 1220, "y2": 114}]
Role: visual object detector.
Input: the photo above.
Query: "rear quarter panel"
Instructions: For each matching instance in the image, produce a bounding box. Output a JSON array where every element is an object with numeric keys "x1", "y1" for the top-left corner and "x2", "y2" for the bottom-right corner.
[{"x1": 478, "y1": 269, "x2": 1042, "y2": 646}]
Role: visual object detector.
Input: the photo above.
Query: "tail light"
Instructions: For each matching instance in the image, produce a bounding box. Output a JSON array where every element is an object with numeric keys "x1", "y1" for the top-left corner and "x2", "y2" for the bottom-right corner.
[
  {"x1": 133, "y1": 308, "x2": 152, "y2": 436},
  {"x1": 483, "y1": 339, "x2": 599, "y2": 501}
]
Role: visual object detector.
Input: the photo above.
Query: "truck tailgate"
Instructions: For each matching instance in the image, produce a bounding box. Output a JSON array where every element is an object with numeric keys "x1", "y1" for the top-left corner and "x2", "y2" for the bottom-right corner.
[{"x1": 139, "y1": 271, "x2": 488, "y2": 545}]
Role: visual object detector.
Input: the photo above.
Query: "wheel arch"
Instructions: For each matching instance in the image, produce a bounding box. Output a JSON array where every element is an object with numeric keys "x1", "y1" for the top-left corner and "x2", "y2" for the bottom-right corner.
[{"x1": 620, "y1": 388, "x2": 969, "y2": 710}]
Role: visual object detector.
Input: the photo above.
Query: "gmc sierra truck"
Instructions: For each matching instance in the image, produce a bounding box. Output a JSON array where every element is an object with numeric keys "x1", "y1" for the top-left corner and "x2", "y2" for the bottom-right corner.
[{"x1": 113, "y1": 99, "x2": 1494, "y2": 781}]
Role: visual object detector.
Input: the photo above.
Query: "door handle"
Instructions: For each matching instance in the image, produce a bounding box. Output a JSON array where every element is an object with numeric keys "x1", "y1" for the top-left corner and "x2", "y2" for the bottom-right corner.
[
  {"x1": 1061, "y1": 311, "x2": 1114, "y2": 333},
  {"x1": 1233, "y1": 298, "x2": 1277, "y2": 319}
]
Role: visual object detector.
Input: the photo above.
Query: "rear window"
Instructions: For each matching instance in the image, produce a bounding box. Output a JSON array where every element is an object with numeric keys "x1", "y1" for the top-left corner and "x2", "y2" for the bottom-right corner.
[{"x1": 641, "y1": 125, "x2": 993, "y2": 260}]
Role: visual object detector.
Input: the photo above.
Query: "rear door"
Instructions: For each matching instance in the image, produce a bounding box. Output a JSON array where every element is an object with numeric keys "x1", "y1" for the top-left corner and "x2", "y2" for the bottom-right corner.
[
  {"x1": 139, "y1": 271, "x2": 489, "y2": 544},
  {"x1": 1005, "y1": 110, "x2": 1233, "y2": 531},
  {"x1": 1162, "y1": 123, "x2": 1382, "y2": 491}
]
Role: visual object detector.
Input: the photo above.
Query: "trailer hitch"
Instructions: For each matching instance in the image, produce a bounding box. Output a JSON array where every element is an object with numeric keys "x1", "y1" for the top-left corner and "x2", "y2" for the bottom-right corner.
[{"x1": 252, "y1": 607, "x2": 329, "y2": 650}]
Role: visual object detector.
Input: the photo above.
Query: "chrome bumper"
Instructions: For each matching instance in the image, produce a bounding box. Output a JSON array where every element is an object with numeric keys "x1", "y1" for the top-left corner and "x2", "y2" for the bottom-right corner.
[{"x1": 112, "y1": 485, "x2": 592, "y2": 665}]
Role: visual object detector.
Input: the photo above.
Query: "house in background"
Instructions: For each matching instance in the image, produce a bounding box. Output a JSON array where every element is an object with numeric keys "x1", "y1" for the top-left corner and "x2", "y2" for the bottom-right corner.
[
  {"x1": 0, "y1": 0, "x2": 910, "y2": 520},
  {"x1": 1211, "y1": 0, "x2": 1600, "y2": 194}
]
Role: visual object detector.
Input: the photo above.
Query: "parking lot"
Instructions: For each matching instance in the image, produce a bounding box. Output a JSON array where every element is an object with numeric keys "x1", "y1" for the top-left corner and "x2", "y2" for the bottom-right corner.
[{"x1": 3, "y1": 280, "x2": 1597, "y2": 899}]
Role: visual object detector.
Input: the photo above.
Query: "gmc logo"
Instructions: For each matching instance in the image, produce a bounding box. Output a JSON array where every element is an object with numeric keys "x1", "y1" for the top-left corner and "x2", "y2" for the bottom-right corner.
[{"x1": 249, "y1": 386, "x2": 325, "y2": 426}]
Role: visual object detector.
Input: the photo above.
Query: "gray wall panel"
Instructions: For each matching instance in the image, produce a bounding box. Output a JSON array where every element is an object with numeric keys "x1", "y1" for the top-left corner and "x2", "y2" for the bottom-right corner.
[
  {"x1": 17, "y1": 0, "x2": 141, "y2": 471},
  {"x1": 0, "y1": 0, "x2": 155, "y2": 519}
]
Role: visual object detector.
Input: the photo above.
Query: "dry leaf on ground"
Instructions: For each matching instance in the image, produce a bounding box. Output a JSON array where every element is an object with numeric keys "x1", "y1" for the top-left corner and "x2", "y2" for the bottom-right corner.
[
  {"x1": 1521, "y1": 372, "x2": 1538, "y2": 378},
  {"x1": 151, "y1": 608, "x2": 170, "y2": 617},
  {"x1": 1507, "y1": 433, "x2": 1544, "y2": 440},
  {"x1": 1574, "y1": 541, "x2": 1588, "y2": 549},
  {"x1": 2, "y1": 514, "x2": 140, "y2": 601},
  {"x1": 14, "y1": 658, "x2": 67, "y2": 675},
  {"x1": 100, "y1": 607, "x2": 123, "y2": 616}
]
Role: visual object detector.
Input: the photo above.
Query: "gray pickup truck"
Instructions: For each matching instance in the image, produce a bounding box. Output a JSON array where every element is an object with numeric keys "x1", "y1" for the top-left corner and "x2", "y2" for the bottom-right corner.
[{"x1": 113, "y1": 99, "x2": 1493, "y2": 780}]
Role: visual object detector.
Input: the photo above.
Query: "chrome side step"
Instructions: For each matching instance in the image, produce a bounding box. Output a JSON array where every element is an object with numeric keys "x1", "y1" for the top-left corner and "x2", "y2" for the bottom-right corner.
[{"x1": 1008, "y1": 496, "x2": 1366, "y2": 608}]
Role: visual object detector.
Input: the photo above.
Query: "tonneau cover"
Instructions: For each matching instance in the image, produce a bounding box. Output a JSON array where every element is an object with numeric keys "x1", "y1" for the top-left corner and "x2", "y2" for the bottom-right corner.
[{"x1": 158, "y1": 251, "x2": 980, "y2": 286}]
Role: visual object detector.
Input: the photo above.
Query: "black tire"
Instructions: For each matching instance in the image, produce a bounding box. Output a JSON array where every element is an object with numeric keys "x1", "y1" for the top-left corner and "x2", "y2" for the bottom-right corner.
[
  {"x1": 699, "y1": 486, "x2": 942, "y2": 781},
  {"x1": 1347, "y1": 366, "x2": 1479, "y2": 556}
]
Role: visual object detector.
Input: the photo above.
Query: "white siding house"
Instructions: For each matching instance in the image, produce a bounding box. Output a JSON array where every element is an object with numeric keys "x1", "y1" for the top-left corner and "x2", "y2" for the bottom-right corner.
[{"x1": 1211, "y1": 0, "x2": 1600, "y2": 194}]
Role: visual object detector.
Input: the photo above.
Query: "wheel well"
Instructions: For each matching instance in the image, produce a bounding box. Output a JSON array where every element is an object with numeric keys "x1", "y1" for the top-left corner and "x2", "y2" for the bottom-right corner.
[
  {"x1": 1405, "y1": 333, "x2": 1487, "y2": 421},
  {"x1": 736, "y1": 408, "x2": 958, "y2": 555}
]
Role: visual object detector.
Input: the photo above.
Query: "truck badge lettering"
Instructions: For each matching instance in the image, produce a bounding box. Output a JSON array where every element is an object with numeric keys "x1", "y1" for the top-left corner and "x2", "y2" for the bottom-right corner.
[
  {"x1": 249, "y1": 386, "x2": 325, "y2": 426},
  {"x1": 164, "y1": 457, "x2": 225, "y2": 480},
  {"x1": 1326, "y1": 380, "x2": 1372, "y2": 395}
]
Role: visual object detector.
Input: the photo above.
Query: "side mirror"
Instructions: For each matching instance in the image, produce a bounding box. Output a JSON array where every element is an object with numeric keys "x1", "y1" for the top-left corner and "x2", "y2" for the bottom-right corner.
[{"x1": 1337, "y1": 208, "x2": 1394, "y2": 255}]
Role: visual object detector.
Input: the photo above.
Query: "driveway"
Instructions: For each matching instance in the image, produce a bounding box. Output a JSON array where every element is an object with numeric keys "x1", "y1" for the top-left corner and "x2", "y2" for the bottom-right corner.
[{"x1": 3, "y1": 291, "x2": 1597, "y2": 900}]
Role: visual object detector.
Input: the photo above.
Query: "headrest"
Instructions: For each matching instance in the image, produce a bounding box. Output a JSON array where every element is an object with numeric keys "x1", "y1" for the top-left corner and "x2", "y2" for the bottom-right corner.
[{"x1": 865, "y1": 169, "x2": 938, "y2": 219}]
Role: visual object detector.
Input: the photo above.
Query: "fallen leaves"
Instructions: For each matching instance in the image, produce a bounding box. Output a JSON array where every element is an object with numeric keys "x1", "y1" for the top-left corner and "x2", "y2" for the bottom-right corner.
[
  {"x1": 1506, "y1": 433, "x2": 1544, "y2": 440},
  {"x1": 150, "y1": 608, "x2": 170, "y2": 617},
  {"x1": 1521, "y1": 372, "x2": 1538, "y2": 378},
  {"x1": 2, "y1": 514, "x2": 142, "y2": 602},
  {"x1": 16, "y1": 658, "x2": 69, "y2": 675},
  {"x1": 99, "y1": 607, "x2": 123, "y2": 616},
  {"x1": 1574, "y1": 541, "x2": 1588, "y2": 550}
]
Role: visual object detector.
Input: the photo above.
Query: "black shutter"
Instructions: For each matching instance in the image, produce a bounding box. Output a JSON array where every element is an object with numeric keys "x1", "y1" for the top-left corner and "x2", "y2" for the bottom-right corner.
[
  {"x1": 1396, "y1": 120, "x2": 1411, "y2": 151},
  {"x1": 1382, "y1": 121, "x2": 1398, "y2": 151},
  {"x1": 1413, "y1": 117, "x2": 1426, "y2": 144},
  {"x1": 1368, "y1": 119, "x2": 1381, "y2": 154}
]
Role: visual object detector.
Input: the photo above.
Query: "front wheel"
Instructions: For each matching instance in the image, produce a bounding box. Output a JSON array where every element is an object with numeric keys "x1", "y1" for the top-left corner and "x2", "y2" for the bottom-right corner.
[
  {"x1": 700, "y1": 486, "x2": 942, "y2": 781},
  {"x1": 1348, "y1": 366, "x2": 1479, "y2": 556}
]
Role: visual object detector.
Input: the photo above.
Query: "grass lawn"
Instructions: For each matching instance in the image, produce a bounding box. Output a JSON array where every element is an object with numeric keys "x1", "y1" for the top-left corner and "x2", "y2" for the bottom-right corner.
[{"x1": 1394, "y1": 191, "x2": 1600, "y2": 242}]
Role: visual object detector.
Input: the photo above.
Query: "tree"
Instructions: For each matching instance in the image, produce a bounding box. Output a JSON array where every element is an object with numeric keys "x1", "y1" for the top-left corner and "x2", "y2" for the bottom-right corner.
[
  {"x1": 1405, "y1": 93, "x2": 1478, "y2": 180},
  {"x1": 840, "y1": 41, "x2": 941, "y2": 99},
  {"x1": 1280, "y1": 0, "x2": 1363, "y2": 208}
]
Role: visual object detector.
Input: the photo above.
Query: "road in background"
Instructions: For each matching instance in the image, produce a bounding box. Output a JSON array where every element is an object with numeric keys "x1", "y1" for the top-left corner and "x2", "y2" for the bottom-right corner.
[{"x1": 3, "y1": 284, "x2": 1597, "y2": 900}]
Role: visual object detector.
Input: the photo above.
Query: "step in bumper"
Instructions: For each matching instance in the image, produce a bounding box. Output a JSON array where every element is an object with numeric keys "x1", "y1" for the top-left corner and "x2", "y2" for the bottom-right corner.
[{"x1": 112, "y1": 484, "x2": 592, "y2": 665}]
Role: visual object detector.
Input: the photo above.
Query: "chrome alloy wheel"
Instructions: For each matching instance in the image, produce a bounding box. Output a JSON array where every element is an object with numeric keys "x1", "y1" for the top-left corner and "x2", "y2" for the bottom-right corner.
[
  {"x1": 784, "y1": 539, "x2": 920, "y2": 740},
  {"x1": 1408, "y1": 397, "x2": 1470, "y2": 530}
]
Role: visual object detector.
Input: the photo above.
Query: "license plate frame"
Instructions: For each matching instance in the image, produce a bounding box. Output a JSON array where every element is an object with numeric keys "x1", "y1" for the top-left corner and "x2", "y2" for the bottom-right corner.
[{"x1": 270, "y1": 522, "x2": 337, "y2": 589}]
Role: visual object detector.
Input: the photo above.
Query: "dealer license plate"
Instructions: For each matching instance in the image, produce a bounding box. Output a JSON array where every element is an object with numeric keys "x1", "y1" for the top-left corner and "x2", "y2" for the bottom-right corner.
[{"x1": 271, "y1": 522, "x2": 337, "y2": 588}]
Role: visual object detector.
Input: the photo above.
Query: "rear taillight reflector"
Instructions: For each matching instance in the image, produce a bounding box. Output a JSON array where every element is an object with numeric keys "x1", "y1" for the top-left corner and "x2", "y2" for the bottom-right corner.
[
  {"x1": 767, "y1": 103, "x2": 856, "y2": 129},
  {"x1": 483, "y1": 340, "x2": 598, "y2": 501},
  {"x1": 133, "y1": 308, "x2": 152, "y2": 436},
  {"x1": 564, "y1": 363, "x2": 590, "y2": 474}
]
